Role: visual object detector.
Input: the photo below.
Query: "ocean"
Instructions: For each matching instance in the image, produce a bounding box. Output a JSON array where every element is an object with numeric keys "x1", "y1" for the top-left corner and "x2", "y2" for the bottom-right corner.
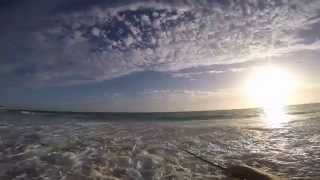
[{"x1": 0, "y1": 103, "x2": 319, "y2": 179}]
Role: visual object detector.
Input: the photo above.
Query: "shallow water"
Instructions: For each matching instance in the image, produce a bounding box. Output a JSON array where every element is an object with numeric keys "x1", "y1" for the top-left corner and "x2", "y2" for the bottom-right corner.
[{"x1": 0, "y1": 104, "x2": 320, "y2": 179}]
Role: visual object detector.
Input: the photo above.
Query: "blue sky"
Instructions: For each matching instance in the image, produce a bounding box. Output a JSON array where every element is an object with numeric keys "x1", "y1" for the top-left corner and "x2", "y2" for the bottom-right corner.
[{"x1": 1, "y1": 0, "x2": 320, "y2": 112}]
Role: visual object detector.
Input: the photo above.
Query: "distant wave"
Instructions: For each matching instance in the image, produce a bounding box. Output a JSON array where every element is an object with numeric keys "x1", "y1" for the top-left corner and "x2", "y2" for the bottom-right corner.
[{"x1": 20, "y1": 111, "x2": 34, "y2": 115}]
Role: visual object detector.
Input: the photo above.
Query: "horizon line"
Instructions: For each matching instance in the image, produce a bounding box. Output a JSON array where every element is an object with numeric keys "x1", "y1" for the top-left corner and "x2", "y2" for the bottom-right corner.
[{"x1": 1, "y1": 102, "x2": 319, "y2": 114}]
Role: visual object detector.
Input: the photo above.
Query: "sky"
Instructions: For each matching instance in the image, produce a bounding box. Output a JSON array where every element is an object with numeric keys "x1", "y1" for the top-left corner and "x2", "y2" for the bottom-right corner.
[{"x1": 0, "y1": 0, "x2": 320, "y2": 112}]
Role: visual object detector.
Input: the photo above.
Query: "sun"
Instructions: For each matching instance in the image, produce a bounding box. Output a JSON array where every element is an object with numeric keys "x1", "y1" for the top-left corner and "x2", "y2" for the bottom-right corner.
[
  {"x1": 245, "y1": 66, "x2": 296, "y2": 127},
  {"x1": 246, "y1": 66, "x2": 296, "y2": 109}
]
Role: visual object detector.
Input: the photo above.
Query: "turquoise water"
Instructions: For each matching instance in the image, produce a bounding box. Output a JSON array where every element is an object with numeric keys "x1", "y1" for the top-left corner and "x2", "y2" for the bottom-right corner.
[{"x1": 0, "y1": 103, "x2": 319, "y2": 179}]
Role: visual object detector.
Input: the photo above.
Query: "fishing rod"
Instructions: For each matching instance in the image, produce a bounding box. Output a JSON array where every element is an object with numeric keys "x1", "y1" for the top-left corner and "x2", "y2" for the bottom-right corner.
[{"x1": 173, "y1": 145, "x2": 281, "y2": 180}]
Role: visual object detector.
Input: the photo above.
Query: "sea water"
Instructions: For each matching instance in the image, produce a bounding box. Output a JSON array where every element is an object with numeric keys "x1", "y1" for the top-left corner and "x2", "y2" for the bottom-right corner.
[{"x1": 0, "y1": 103, "x2": 319, "y2": 179}]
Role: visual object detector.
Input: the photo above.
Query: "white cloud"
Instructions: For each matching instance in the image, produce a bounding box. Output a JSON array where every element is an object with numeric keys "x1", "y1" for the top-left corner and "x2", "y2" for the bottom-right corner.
[
  {"x1": 91, "y1": 27, "x2": 101, "y2": 37},
  {"x1": 140, "y1": 89, "x2": 231, "y2": 97},
  {"x1": 170, "y1": 69, "x2": 225, "y2": 79},
  {"x1": 2, "y1": 0, "x2": 320, "y2": 85},
  {"x1": 229, "y1": 68, "x2": 247, "y2": 73}
]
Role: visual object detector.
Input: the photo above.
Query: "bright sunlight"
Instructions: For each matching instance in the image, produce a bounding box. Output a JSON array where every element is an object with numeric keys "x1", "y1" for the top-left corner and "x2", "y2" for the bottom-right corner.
[
  {"x1": 246, "y1": 66, "x2": 297, "y2": 127},
  {"x1": 246, "y1": 66, "x2": 296, "y2": 108}
]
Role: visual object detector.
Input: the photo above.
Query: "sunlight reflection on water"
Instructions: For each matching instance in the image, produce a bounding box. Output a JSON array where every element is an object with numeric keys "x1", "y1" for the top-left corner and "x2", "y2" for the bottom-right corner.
[{"x1": 261, "y1": 106, "x2": 289, "y2": 128}]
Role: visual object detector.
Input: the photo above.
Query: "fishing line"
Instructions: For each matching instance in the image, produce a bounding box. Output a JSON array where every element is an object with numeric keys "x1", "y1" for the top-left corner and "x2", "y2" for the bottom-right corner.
[
  {"x1": 178, "y1": 147, "x2": 227, "y2": 171},
  {"x1": 167, "y1": 143, "x2": 227, "y2": 171}
]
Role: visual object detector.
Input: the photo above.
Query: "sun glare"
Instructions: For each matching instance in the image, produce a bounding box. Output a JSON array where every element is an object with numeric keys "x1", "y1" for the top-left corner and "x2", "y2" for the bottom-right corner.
[{"x1": 246, "y1": 66, "x2": 296, "y2": 127}]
